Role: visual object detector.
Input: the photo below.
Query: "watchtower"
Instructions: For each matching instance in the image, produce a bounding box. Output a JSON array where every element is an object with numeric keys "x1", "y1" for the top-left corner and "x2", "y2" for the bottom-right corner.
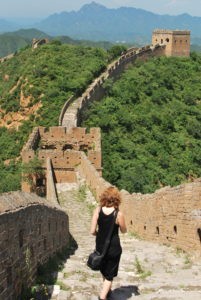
[{"x1": 152, "y1": 29, "x2": 190, "y2": 57}]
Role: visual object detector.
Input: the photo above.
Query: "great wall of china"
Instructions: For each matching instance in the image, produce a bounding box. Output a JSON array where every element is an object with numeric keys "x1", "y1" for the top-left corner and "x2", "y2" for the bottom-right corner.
[{"x1": 1, "y1": 30, "x2": 200, "y2": 298}]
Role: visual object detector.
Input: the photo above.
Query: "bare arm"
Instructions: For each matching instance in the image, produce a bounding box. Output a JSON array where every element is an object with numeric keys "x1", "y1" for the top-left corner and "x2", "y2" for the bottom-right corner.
[
  {"x1": 90, "y1": 206, "x2": 100, "y2": 235},
  {"x1": 117, "y1": 211, "x2": 127, "y2": 233}
]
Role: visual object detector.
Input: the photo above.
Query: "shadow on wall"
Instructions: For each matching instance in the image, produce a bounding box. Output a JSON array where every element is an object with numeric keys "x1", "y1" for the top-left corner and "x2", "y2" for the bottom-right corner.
[{"x1": 33, "y1": 234, "x2": 78, "y2": 299}]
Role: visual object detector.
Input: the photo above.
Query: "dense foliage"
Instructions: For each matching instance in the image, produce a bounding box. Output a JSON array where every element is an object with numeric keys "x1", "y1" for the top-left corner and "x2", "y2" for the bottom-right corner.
[
  {"x1": 81, "y1": 53, "x2": 201, "y2": 193},
  {"x1": 0, "y1": 43, "x2": 109, "y2": 193}
]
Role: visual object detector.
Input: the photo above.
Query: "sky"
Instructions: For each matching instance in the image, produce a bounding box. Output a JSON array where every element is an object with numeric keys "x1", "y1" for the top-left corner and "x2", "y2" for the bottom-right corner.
[{"x1": 1, "y1": 0, "x2": 201, "y2": 19}]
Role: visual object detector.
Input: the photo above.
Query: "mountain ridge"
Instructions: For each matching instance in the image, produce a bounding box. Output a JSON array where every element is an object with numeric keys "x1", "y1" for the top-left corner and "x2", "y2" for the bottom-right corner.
[
  {"x1": 32, "y1": 2, "x2": 201, "y2": 43},
  {"x1": 1, "y1": 2, "x2": 201, "y2": 45}
]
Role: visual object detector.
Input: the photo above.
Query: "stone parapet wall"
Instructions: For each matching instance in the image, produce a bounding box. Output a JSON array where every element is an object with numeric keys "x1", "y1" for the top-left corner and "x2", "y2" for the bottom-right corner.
[
  {"x1": 0, "y1": 191, "x2": 69, "y2": 299},
  {"x1": 120, "y1": 180, "x2": 201, "y2": 253},
  {"x1": 60, "y1": 44, "x2": 165, "y2": 129},
  {"x1": 46, "y1": 158, "x2": 58, "y2": 205},
  {"x1": 153, "y1": 29, "x2": 190, "y2": 35},
  {"x1": 78, "y1": 152, "x2": 110, "y2": 198},
  {"x1": 21, "y1": 127, "x2": 40, "y2": 163},
  {"x1": 39, "y1": 126, "x2": 101, "y2": 151},
  {"x1": 59, "y1": 95, "x2": 76, "y2": 126},
  {"x1": 78, "y1": 153, "x2": 201, "y2": 255}
]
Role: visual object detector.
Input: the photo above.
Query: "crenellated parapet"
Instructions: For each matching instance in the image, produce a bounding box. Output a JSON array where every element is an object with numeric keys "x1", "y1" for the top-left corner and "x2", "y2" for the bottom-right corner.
[{"x1": 21, "y1": 126, "x2": 102, "y2": 194}]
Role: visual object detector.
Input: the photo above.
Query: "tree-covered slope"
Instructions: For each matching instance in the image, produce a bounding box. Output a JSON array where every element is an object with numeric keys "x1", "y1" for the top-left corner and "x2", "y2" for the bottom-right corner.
[
  {"x1": 0, "y1": 42, "x2": 109, "y2": 193},
  {"x1": 81, "y1": 53, "x2": 201, "y2": 193}
]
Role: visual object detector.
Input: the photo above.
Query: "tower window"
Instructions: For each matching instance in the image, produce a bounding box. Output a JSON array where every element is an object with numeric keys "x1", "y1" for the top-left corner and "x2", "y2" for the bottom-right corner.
[{"x1": 166, "y1": 38, "x2": 169, "y2": 43}]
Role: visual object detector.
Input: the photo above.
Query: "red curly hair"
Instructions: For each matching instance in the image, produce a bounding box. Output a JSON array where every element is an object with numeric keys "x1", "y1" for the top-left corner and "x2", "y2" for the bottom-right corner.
[{"x1": 100, "y1": 186, "x2": 121, "y2": 209}]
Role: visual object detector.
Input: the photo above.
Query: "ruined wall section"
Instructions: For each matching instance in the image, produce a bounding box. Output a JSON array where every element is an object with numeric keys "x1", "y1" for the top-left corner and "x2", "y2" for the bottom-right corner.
[
  {"x1": 78, "y1": 153, "x2": 201, "y2": 254},
  {"x1": 60, "y1": 44, "x2": 165, "y2": 129},
  {"x1": 0, "y1": 191, "x2": 69, "y2": 299}
]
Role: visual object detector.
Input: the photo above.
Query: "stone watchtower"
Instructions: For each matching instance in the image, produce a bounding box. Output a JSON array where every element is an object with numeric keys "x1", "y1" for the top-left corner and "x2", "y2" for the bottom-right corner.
[{"x1": 152, "y1": 29, "x2": 190, "y2": 57}]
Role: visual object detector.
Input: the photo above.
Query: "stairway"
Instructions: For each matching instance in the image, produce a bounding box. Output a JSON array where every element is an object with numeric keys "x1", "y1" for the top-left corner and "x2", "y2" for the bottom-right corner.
[{"x1": 49, "y1": 183, "x2": 201, "y2": 300}]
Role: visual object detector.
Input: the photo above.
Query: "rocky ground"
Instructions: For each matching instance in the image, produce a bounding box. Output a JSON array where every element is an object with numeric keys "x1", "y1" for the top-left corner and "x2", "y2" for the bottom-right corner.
[{"x1": 48, "y1": 182, "x2": 201, "y2": 300}]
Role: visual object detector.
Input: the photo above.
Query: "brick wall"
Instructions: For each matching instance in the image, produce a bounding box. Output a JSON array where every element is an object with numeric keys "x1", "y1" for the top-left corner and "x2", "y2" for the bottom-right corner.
[
  {"x1": 78, "y1": 153, "x2": 201, "y2": 254},
  {"x1": 0, "y1": 191, "x2": 69, "y2": 299}
]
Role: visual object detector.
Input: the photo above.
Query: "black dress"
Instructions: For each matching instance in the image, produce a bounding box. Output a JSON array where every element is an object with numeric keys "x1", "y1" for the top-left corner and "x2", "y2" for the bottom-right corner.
[{"x1": 96, "y1": 208, "x2": 122, "y2": 281}]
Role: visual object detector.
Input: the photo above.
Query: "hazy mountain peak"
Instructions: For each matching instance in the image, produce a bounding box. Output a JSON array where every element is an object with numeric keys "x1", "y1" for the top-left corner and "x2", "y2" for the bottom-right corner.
[{"x1": 80, "y1": 2, "x2": 106, "y2": 12}]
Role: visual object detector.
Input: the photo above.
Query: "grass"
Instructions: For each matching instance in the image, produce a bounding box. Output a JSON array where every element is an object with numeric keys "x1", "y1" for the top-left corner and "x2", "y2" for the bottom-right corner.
[
  {"x1": 77, "y1": 184, "x2": 87, "y2": 202},
  {"x1": 134, "y1": 256, "x2": 152, "y2": 279},
  {"x1": 128, "y1": 231, "x2": 141, "y2": 239},
  {"x1": 183, "y1": 254, "x2": 192, "y2": 269},
  {"x1": 87, "y1": 202, "x2": 96, "y2": 215},
  {"x1": 176, "y1": 246, "x2": 185, "y2": 256}
]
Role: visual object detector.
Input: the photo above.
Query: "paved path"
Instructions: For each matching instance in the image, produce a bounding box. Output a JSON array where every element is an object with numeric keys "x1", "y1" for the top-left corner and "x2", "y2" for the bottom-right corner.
[{"x1": 50, "y1": 183, "x2": 201, "y2": 300}]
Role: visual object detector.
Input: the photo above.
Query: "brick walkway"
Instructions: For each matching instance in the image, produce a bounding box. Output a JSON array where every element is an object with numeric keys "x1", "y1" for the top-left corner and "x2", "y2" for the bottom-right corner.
[{"x1": 50, "y1": 183, "x2": 201, "y2": 300}]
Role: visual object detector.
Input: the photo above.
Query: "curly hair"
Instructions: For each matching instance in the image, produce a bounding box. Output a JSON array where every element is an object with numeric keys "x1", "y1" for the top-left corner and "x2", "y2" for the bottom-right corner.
[{"x1": 100, "y1": 186, "x2": 121, "y2": 209}]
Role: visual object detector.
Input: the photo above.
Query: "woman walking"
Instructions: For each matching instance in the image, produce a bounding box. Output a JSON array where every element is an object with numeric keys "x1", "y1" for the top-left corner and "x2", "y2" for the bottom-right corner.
[{"x1": 90, "y1": 186, "x2": 127, "y2": 300}]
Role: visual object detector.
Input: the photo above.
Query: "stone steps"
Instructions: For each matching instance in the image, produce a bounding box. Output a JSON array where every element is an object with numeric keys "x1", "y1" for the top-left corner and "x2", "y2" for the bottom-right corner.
[{"x1": 48, "y1": 183, "x2": 201, "y2": 300}]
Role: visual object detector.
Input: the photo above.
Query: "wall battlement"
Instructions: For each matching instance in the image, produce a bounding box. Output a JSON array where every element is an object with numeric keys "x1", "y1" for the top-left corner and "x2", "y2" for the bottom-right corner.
[
  {"x1": 153, "y1": 29, "x2": 190, "y2": 35},
  {"x1": 21, "y1": 126, "x2": 102, "y2": 192}
]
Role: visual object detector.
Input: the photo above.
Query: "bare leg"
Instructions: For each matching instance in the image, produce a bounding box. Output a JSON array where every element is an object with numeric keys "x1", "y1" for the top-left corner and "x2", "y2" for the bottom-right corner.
[{"x1": 99, "y1": 278, "x2": 112, "y2": 299}]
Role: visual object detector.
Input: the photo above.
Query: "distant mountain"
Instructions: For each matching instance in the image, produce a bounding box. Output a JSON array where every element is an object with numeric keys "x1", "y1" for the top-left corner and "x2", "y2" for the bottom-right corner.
[
  {"x1": 33, "y1": 2, "x2": 201, "y2": 43},
  {"x1": 0, "y1": 18, "x2": 19, "y2": 33}
]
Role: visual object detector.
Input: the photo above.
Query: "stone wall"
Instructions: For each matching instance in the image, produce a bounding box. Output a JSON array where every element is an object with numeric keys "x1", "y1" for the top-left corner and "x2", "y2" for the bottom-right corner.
[
  {"x1": 0, "y1": 191, "x2": 69, "y2": 299},
  {"x1": 21, "y1": 126, "x2": 102, "y2": 192},
  {"x1": 120, "y1": 181, "x2": 201, "y2": 253},
  {"x1": 46, "y1": 158, "x2": 58, "y2": 205},
  {"x1": 60, "y1": 44, "x2": 165, "y2": 129},
  {"x1": 152, "y1": 29, "x2": 190, "y2": 57},
  {"x1": 78, "y1": 153, "x2": 201, "y2": 254}
]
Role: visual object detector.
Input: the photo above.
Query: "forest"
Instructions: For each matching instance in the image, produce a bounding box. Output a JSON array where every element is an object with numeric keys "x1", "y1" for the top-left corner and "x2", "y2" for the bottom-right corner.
[
  {"x1": 0, "y1": 42, "x2": 116, "y2": 193},
  {"x1": 81, "y1": 53, "x2": 201, "y2": 193}
]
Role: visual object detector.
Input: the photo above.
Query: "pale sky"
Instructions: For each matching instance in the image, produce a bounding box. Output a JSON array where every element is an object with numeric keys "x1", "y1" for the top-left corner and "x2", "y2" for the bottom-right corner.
[{"x1": 1, "y1": 0, "x2": 201, "y2": 19}]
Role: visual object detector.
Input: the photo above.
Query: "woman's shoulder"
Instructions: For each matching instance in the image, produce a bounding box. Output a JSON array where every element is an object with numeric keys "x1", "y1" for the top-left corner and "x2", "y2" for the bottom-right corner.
[
  {"x1": 116, "y1": 210, "x2": 125, "y2": 220},
  {"x1": 117, "y1": 210, "x2": 123, "y2": 216}
]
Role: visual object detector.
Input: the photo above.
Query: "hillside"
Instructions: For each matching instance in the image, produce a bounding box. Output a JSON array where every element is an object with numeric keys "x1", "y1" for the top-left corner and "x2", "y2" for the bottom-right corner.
[
  {"x1": 81, "y1": 54, "x2": 201, "y2": 193},
  {"x1": 0, "y1": 29, "x2": 50, "y2": 57},
  {"x1": 0, "y1": 28, "x2": 119, "y2": 58},
  {"x1": 34, "y1": 2, "x2": 201, "y2": 43},
  {"x1": 0, "y1": 42, "x2": 109, "y2": 193}
]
